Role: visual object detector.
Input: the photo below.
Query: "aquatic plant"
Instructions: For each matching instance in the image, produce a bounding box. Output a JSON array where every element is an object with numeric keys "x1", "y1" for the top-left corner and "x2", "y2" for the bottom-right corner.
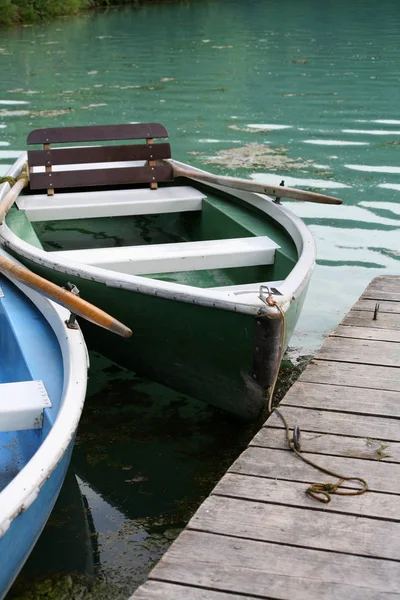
[{"x1": 0, "y1": 0, "x2": 180, "y2": 26}]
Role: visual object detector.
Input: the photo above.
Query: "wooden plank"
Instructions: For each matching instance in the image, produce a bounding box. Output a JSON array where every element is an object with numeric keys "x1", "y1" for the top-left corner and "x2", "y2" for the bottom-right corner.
[
  {"x1": 362, "y1": 286, "x2": 400, "y2": 302},
  {"x1": 353, "y1": 298, "x2": 400, "y2": 314},
  {"x1": 251, "y1": 427, "x2": 400, "y2": 463},
  {"x1": 27, "y1": 142, "x2": 171, "y2": 167},
  {"x1": 339, "y1": 316, "x2": 400, "y2": 335},
  {"x1": 300, "y1": 359, "x2": 400, "y2": 392},
  {"x1": 29, "y1": 164, "x2": 174, "y2": 191},
  {"x1": 281, "y1": 382, "x2": 400, "y2": 418},
  {"x1": 315, "y1": 337, "x2": 400, "y2": 367},
  {"x1": 214, "y1": 473, "x2": 400, "y2": 520},
  {"x1": 364, "y1": 276, "x2": 400, "y2": 292},
  {"x1": 262, "y1": 406, "x2": 400, "y2": 442},
  {"x1": 229, "y1": 446, "x2": 400, "y2": 494},
  {"x1": 133, "y1": 581, "x2": 258, "y2": 600},
  {"x1": 188, "y1": 495, "x2": 400, "y2": 560},
  {"x1": 131, "y1": 276, "x2": 400, "y2": 600},
  {"x1": 362, "y1": 277, "x2": 400, "y2": 302},
  {"x1": 363, "y1": 291, "x2": 400, "y2": 302},
  {"x1": 27, "y1": 123, "x2": 169, "y2": 144},
  {"x1": 148, "y1": 530, "x2": 400, "y2": 600}
]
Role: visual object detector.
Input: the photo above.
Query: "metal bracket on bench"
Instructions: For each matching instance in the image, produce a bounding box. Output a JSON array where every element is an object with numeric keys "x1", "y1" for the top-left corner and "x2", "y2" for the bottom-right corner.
[{"x1": 64, "y1": 282, "x2": 80, "y2": 329}]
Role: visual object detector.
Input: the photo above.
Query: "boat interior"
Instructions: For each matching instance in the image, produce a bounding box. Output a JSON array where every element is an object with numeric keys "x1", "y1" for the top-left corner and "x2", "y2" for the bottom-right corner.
[
  {"x1": 10, "y1": 123, "x2": 298, "y2": 291},
  {"x1": 0, "y1": 277, "x2": 62, "y2": 493}
]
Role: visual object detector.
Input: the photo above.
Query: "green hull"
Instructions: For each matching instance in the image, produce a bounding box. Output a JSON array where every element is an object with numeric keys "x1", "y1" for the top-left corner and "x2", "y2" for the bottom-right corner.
[
  {"x1": 4, "y1": 181, "x2": 311, "y2": 420},
  {"x1": 7, "y1": 253, "x2": 307, "y2": 420}
]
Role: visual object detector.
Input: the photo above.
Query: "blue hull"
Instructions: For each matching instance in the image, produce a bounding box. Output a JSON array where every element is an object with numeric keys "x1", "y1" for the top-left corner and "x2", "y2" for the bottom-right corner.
[
  {"x1": 0, "y1": 441, "x2": 74, "y2": 599},
  {"x1": 0, "y1": 267, "x2": 87, "y2": 599}
]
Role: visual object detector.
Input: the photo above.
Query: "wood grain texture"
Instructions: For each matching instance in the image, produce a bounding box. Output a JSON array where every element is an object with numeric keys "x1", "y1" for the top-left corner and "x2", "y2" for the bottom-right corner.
[
  {"x1": 251, "y1": 427, "x2": 400, "y2": 462},
  {"x1": 300, "y1": 359, "x2": 400, "y2": 391},
  {"x1": 188, "y1": 494, "x2": 400, "y2": 560},
  {"x1": 133, "y1": 581, "x2": 260, "y2": 600},
  {"x1": 365, "y1": 276, "x2": 400, "y2": 291},
  {"x1": 147, "y1": 531, "x2": 400, "y2": 600},
  {"x1": 333, "y1": 322, "x2": 400, "y2": 339},
  {"x1": 281, "y1": 381, "x2": 400, "y2": 418},
  {"x1": 29, "y1": 164, "x2": 174, "y2": 191},
  {"x1": 229, "y1": 446, "x2": 400, "y2": 494},
  {"x1": 130, "y1": 276, "x2": 400, "y2": 600},
  {"x1": 352, "y1": 298, "x2": 400, "y2": 314},
  {"x1": 27, "y1": 142, "x2": 171, "y2": 166},
  {"x1": 264, "y1": 406, "x2": 400, "y2": 442},
  {"x1": 213, "y1": 473, "x2": 400, "y2": 520},
  {"x1": 315, "y1": 336, "x2": 400, "y2": 367},
  {"x1": 27, "y1": 123, "x2": 169, "y2": 144},
  {"x1": 362, "y1": 289, "x2": 400, "y2": 302}
]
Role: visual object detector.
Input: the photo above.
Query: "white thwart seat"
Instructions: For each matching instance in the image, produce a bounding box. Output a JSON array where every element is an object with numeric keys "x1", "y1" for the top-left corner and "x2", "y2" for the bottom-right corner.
[
  {"x1": 52, "y1": 236, "x2": 280, "y2": 275},
  {"x1": 0, "y1": 380, "x2": 51, "y2": 432},
  {"x1": 16, "y1": 186, "x2": 206, "y2": 222}
]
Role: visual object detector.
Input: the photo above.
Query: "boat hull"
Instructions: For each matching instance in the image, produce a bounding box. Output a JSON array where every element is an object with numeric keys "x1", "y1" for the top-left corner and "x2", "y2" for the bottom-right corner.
[
  {"x1": 0, "y1": 152, "x2": 315, "y2": 420},
  {"x1": 0, "y1": 442, "x2": 74, "y2": 599},
  {"x1": 0, "y1": 249, "x2": 88, "y2": 598},
  {"x1": 7, "y1": 254, "x2": 308, "y2": 420}
]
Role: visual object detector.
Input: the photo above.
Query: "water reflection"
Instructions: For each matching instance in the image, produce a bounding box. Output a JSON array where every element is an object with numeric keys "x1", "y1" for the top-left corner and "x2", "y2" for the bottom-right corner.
[
  {"x1": 7, "y1": 470, "x2": 98, "y2": 597},
  {"x1": 76, "y1": 476, "x2": 176, "y2": 592},
  {"x1": 9, "y1": 353, "x2": 257, "y2": 597}
]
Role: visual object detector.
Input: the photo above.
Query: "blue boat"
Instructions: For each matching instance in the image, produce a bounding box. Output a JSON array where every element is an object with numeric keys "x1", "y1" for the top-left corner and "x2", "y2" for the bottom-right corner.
[{"x1": 0, "y1": 249, "x2": 89, "y2": 599}]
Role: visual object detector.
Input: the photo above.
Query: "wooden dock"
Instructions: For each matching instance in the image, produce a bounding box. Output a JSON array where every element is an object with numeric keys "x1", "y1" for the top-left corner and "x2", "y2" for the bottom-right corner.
[{"x1": 131, "y1": 275, "x2": 400, "y2": 600}]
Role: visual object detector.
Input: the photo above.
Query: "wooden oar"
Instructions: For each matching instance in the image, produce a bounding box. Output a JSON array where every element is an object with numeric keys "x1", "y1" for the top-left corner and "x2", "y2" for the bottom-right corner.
[
  {"x1": 167, "y1": 159, "x2": 342, "y2": 205},
  {"x1": 0, "y1": 168, "x2": 30, "y2": 224},
  {"x1": 0, "y1": 255, "x2": 132, "y2": 338}
]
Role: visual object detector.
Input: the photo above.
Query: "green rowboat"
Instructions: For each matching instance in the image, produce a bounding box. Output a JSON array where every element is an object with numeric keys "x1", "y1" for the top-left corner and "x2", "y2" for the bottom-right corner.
[{"x1": 0, "y1": 123, "x2": 333, "y2": 420}]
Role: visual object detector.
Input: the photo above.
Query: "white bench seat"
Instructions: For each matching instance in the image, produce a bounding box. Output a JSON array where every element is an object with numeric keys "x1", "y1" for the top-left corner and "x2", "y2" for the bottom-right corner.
[
  {"x1": 16, "y1": 186, "x2": 206, "y2": 222},
  {"x1": 0, "y1": 380, "x2": 51, "y2": 432},
  {"x1": 52, "y1": 236, "x2": 280, "y2": 275}
]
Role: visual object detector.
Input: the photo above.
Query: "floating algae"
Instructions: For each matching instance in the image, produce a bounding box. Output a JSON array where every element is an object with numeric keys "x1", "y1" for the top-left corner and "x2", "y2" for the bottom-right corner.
[
  {"x1": 29, "y1": 109, "x2": 73, "y2": 118},
  {"x1": 202, "y1": 143, "x2": 314, "y2": 171},
  {"x1": 228, "y1": 124, "x2": 274, "y2": 133},
  {"x1": 8, "y1": 572, "x2": 128, "y2": 600}
]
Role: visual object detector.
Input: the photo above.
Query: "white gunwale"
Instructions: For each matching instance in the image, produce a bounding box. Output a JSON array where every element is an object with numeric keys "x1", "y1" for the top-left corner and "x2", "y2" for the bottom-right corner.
[
  {"x1": 0, "y1": 247, "x2": 88, "y2": 538},
  {"x1": 0, "y1": 153, "x2": 316, "y2": 317}
]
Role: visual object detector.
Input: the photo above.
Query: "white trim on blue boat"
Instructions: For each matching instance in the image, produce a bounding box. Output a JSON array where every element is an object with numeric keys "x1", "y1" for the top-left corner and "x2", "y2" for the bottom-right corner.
[{"x1": 0, "y1": 248, "x2": 88, "y2": 538}]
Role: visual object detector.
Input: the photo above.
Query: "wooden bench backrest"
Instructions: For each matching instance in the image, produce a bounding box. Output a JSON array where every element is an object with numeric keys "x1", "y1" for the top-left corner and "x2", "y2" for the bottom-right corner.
[{"x1": 27, "y1": 123, "x2": 173, "y2": 195}]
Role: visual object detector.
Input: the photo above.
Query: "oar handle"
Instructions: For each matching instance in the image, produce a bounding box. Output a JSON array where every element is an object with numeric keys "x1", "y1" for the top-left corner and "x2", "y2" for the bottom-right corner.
[
  {"x1": 0, "y1": 167, "x2": 30, "y2": 224},
  {"x1": 167, "y1": 160, "x2": 342, "y2": 205},
  {"x1": 0, "y1": 255, "x2": 132, "y2": 338}
]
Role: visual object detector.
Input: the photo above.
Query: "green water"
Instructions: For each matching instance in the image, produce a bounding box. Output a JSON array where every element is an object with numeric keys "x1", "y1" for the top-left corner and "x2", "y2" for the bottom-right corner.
[{"x1": 1, "y1": 0, "x2": 400, "y2": 596}]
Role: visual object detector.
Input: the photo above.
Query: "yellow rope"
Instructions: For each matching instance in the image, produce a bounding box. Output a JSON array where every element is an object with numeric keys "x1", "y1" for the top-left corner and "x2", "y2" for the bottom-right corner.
[
  {"x1": 0, "y1": 167, "x2": 29, "y2": 188},
  {"x1": 0, "y1": 176, "x2": 17, "y2": 186},
  {"x1": 264, "y1": 294, "x2": 368, "y2": 504}
]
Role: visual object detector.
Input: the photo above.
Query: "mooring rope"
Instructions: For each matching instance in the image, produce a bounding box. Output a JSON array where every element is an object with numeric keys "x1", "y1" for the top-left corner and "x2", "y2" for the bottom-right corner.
[
  {"x1": 264, "y1": 293, "x2": 368, "y2": 504},
  {"x1": 0, "y1": 169, "x2": 29, "y2": 188},
  {"x1": 0, "y1": 176, "x2": 17, "y2": 186}
]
